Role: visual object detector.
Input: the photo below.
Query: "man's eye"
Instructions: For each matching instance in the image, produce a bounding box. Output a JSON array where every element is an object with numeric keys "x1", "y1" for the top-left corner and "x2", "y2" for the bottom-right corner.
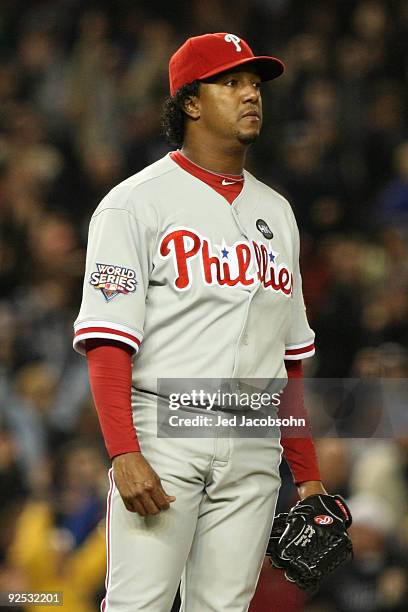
[
  {"x1": 254, "y1": 82, "x2": 261, "y2": 89},
  {"x1": 225, "y1": 79, "x2": 237, "y2": 86}
]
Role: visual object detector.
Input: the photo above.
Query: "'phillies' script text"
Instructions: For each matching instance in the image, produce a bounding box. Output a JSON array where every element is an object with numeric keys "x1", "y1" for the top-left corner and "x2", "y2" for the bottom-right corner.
[{"x1": 159, "y1": 228, "x2": 293, "y2": 296}]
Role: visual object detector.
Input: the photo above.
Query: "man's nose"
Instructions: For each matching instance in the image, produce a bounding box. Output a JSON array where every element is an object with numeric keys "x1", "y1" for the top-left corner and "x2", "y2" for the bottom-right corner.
[{"x1": 241, "y1": 83, "x2": 261, "y2": 104}]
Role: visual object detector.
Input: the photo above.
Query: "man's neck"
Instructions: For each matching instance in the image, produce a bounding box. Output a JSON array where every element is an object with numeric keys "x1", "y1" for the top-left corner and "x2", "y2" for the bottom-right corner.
[{"x1": 181, "y1": 138, "x2": 247, "y2": 175}]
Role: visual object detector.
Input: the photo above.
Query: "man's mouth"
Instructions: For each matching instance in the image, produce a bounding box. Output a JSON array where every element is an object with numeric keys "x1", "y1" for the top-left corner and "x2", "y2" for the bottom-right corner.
[{"x1": 241, "y1": 110, "x2": 260, "y2": 120}]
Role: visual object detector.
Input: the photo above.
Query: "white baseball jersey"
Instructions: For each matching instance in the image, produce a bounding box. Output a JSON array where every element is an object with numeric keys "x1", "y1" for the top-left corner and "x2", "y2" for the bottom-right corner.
[
  {"x1": 73, "y1": 152, "x2": 316, "y2": 612},
  {"x1": 73, "y1": 153, "x2": 315, "y2": 384}
]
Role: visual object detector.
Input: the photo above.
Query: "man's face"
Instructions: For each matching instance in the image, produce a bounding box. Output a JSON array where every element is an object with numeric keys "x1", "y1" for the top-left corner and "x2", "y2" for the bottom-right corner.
[{"x1": 194, "y1": 69, "x2": 263, "y2": 146}]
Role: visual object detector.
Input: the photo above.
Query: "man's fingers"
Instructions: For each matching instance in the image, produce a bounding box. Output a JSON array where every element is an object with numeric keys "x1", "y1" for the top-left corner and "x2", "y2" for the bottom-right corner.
[
  {"x1": 132, "y1": 499, "x2": 147, "y2": 516},
  {"x1": 147, "y1": 480, "x2": 176, "y2": 509},
  {"x1": 133, "y1": 485, "x2": 175, "y2": 514},
  {"x1": 121, "y1": 495, "x2": 147, "y2": 516},
  {"x1": 150, "y1": 486, "x2": 175, "y2": 510},
  {"x1": 116, "y1": 473, "x2": 176, "y2": 515},
  {"x1": 157, "y1": 483, "x2": 176, "y2": 503},
  {"x1": 119, "y1": 482, "x2": 152, "y2": 515},
  {"x1": 121, "y1": 490, "x2": 158, "y2": 516},
  {"x1": 138, "y1": 490, "x2": 161, "y2": 515},
  {"x1": 151, "y1": 489, "x2": 169, "y2": 510},
  {"x1": 132, "y1": 481, "x2": 163, "y2": 515}
]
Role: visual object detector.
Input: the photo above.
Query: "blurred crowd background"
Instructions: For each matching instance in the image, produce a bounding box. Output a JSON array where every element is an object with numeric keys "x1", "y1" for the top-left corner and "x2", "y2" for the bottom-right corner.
[{"x1": 0, "y1": 0, "x2": 408, "y2": 610}]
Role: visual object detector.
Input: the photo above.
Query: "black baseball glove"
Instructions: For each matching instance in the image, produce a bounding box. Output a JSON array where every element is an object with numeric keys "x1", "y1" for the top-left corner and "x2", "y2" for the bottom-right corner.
[{"x1": 266, "y1": 494, "x2": 353, "y2": 592}]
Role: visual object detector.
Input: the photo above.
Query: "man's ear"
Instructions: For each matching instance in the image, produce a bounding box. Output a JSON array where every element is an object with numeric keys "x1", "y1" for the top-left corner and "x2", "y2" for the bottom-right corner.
[{"x1": 182, "y1": 95, "x2": 200, "y2": 120}]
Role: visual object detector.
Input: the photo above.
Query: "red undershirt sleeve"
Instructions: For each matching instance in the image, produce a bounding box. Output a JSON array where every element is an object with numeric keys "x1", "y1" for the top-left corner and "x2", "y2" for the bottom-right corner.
[
  {"x1": 280, "y1": 360, "x2": 321, "y2": 485},
  {"x1": 85, "y1": 338, "x2": 140, "y2": 459}
]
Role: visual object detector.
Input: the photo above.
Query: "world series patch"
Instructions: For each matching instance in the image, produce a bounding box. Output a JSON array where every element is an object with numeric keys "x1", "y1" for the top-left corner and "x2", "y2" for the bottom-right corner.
[{"x1": 90, "y1": 263, "x2": 137, "y2": 301}]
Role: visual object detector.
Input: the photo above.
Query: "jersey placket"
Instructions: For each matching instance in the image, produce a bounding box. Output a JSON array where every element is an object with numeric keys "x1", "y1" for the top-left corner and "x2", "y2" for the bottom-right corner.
[{"x1": 229, "y1": 187, "x2": 265, "y2": 379}]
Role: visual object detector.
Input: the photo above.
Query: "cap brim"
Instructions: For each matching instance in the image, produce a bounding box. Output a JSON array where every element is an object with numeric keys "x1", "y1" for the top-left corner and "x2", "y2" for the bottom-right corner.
[{"x1": 198, "y1": 55, "x2": 285, "y2": 82}]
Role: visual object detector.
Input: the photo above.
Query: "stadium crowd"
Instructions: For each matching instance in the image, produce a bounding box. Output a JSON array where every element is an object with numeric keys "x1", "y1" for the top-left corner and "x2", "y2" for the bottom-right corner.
[{"x1": 0, "y1": 1, "x2": 407, "y2": 610}]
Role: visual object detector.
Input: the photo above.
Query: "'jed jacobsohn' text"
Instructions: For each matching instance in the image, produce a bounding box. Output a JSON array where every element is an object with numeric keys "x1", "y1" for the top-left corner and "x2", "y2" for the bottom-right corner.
[{"x1": 168, "y1": 413, "x2": 306, "y2": 428}]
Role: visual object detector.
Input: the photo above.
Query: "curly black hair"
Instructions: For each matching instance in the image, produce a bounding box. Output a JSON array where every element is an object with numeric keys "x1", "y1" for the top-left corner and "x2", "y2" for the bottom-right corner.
[{"x1": 160, "y1": 81, "x2": 201, "y2": 148}]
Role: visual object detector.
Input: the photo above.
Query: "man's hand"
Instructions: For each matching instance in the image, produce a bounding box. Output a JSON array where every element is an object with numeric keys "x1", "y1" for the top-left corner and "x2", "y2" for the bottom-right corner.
[
  {"x1": 112, "y1": 452, "x2": 176, "y2": 516},
  {"x1": 267, "y1": 492, "x2": 353, "y2": 592}
]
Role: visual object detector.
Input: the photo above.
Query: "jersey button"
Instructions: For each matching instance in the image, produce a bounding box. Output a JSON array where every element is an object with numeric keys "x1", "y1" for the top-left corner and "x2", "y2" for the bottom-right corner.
[{"x1": 242, "y1": 334, "x2": 249, "y2": 345}]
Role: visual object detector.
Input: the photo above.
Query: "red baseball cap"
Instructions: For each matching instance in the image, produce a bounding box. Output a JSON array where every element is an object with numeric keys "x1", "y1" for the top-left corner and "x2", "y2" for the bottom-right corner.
[{"x1": 169, "y1": 33, "x2": 285, "y2": 96}]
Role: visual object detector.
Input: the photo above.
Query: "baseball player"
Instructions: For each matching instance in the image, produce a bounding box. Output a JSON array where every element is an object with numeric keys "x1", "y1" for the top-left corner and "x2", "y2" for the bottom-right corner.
[{"x1": 73, "y1": 33, "x2": 340, "y2": 611}]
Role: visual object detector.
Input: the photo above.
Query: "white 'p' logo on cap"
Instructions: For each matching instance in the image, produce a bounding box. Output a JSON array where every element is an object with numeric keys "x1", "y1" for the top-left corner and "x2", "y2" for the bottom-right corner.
[{"x1": 224, "y1": 34, "x2": 242, "y2": 52}]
